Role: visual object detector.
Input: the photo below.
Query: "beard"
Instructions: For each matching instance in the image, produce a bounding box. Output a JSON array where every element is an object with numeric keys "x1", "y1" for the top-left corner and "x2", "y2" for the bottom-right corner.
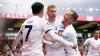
[{"x1": 62, "y1": 20, "x2": 65, "y2": 24}]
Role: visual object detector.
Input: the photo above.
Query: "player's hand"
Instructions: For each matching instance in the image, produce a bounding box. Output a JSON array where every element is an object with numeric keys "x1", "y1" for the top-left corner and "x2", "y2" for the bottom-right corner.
[
  {"x1": 42, "y1": 48, "x2": 47, "y2": 55},
  {"x1": 72, "y1": 43, "x2": 77, "y2": 51},
  {"x1": 12, "y1": 49, "x2": 17, "y2": 52}
]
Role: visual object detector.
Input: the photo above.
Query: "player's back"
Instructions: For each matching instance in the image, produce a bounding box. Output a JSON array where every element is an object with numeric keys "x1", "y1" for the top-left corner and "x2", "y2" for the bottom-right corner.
[{"x1": 21, "y1": 16, "x2": 46, "y2": 56}]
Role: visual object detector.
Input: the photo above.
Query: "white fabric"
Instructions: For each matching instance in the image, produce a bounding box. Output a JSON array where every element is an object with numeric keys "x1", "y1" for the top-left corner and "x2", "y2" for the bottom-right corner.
[
  {"x1": 83, "y1": 38, "x2": 100, "y2": 56},
  {"x1": 44, "y1": 40, "x2": 66, "y2": 56},
  {"x1": 43, "y1": 35, "x2": 68, "y2": 56},
  {"x1": 61, "y1": 24, "x2": 81, "y2": 56},
  {"x1": 48, "y1": 30, "x2": 73, "y2": 47},
  {"x1": 13, "y1": 16, "x2": 49, "y2": 56},
  {"x1": 44, "y1": 19, "x2": 66, "y2": 56},
  {"x1": 13, "y1": 16, "x2": 73, "y2": 56}
]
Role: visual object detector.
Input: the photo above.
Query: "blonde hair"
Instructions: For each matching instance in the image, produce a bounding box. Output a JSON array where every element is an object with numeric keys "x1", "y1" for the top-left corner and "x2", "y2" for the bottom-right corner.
[{"x1": 47, "y1": 5, "x2": 56, "y2": 11}]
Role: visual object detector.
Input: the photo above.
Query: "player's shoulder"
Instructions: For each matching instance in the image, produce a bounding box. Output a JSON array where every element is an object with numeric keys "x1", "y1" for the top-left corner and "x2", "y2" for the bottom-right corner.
[
  {"x1": 40, "y1": 19, "x2": 48, "y2": 24},
  {"x1": 23, "y1": 16, "x2": 46, "y2": 24},
  {"x1": 65, "y1": 24, "x2": 72, "y2": 29},
  {"x1": 22, "y1": 17, "x2": 34, "y2": 25},
  {"x1": 86, "y1": 38, "x2": 93, "y2": 41},
  {"x1": 99, "y1": 38, "x2": 100, "y2": 40},
  {"x1": 27, "y1": 16, "x2": 44, "y2": 21},
  {"x1": 87, "y1": 38, "x2": 92, "y2": 40},
  {"x1": 64, "y1": 25, "x2": 74, "y2": 32},
  {"x1": 59, "y1": 22, "x2": 64, "y2": 29}
]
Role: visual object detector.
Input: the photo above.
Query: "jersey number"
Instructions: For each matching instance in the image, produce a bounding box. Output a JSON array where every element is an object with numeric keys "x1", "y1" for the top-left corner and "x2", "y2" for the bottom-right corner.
[{"x1": 25, "y1": 25, "x2": 32, "y2": 41}]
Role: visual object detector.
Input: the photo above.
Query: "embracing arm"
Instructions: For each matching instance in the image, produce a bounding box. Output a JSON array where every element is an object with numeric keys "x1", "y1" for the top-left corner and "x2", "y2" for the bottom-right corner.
[{"x1": 47, "y1": 30, "x2": 77, "y2": 48}]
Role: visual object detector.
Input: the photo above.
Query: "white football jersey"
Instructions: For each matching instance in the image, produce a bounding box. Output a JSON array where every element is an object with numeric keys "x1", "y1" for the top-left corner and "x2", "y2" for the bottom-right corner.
[
  {"x1": 13, "y1": 16, "x2": 74, "y2": 56},
  {"x1": 60, "y1": 24, "x2": 81, "y2": 56},
  {"x1": 20, "y1": 16, "x2": 49, "y2": 56},
  {"x1": 44, "y1": 19, "x2": 66, "y2": 56},
  {"x1": 83, "y1": 38, "x2": 100, "y2": 56}
]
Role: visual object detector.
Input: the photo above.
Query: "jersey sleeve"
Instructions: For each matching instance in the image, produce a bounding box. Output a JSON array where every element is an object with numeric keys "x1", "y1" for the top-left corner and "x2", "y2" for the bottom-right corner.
[
  {"x1": 83, "y1": 38, "x2": 90, "y2": 46},
  {"x1": 12, "y1": 25, "x2": 23, "y2": 50},
  {"x1": 58, "y1": 23, "x2": 64, "y2": 32},
  {"x1": 58, "y1": 23, "x2": 64, "y2": 36},
  {"x1": 41, "y1": 20, "x2": 52, "y2": 32},
  {"x1": 43, "y1": 39, "x2": 62, "y2": 48},
  {"x1": 43, "y1": 39, "x2": 53, "y2": 46}
]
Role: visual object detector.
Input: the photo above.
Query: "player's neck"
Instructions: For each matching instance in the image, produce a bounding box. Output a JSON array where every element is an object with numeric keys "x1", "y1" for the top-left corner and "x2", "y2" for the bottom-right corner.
[
  {"x1": 63, "y1": 22, "x2": 71, "y2": 27},
  {"x1": 94, "y1": 37, "x2": 98, "y2": 40},
  {"x1": 34, "y1": 14, "x2": 42, "y2": 18},
  {"x1": 48, "y1": 18, "x2": 55, "y2": 23}
]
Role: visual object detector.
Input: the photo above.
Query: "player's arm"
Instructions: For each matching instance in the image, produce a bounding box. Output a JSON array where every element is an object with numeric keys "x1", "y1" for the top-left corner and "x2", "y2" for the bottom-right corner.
[
  {"x1": 58, "y1": 31, "x2": 63, "y2": 37},
  {"x1": 42, "y1": 41, "x2": 47, "y2": 55},
  {"x1": 43, "y1": 39, "x2": 63, "y2": 48},
  {"x1": 43, "y1": 39, "x2": 53, "y2": 45},
  {"x1": 43, "y1": 33, "x2": 55, "y2": 43},
  {"x1": 42, "y1": 21, "x2": 77, "y2": 48},
  {"x1": 43, "y1": 33, "x2": 63, "y2": 48},
  {"x1": 12, "y1": 26, "x2": 23, "y2": 51},
  {"x1": 81, "y1": 39, "x2": 89, "y2": 55},
  {"x1": 81, "y1": 45, "x2": 88, "y2": 55},
  {"x1": 46, "y1": 30, "x2": 77, "y2": 48}
]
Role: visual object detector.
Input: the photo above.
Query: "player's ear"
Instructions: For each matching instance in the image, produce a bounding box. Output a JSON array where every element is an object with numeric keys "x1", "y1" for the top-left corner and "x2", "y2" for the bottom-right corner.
[
  {"x1": 41, "y1": 9, "x2": 44, "y2": 14},
  {"x1": 40, "y1": 9, "x2": 44, "y2": 17}
]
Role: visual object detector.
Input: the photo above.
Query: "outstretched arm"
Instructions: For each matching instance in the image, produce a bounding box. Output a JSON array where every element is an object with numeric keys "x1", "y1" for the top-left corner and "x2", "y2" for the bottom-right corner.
[{"x1": 12, "y1": 26, "x2": 23, "y2": 50}]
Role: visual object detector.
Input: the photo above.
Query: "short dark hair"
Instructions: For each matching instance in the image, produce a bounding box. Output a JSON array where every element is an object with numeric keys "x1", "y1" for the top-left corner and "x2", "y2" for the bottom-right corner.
[
  {"x1": 70, "y1": 10, "x2": 78, "y2": 21},
  {"x1": 31, "y1": 2, "x2": 44, "y2": 15},
  {"x1": 93, "y1": 30, "x2": 100, "y2": 33}
]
